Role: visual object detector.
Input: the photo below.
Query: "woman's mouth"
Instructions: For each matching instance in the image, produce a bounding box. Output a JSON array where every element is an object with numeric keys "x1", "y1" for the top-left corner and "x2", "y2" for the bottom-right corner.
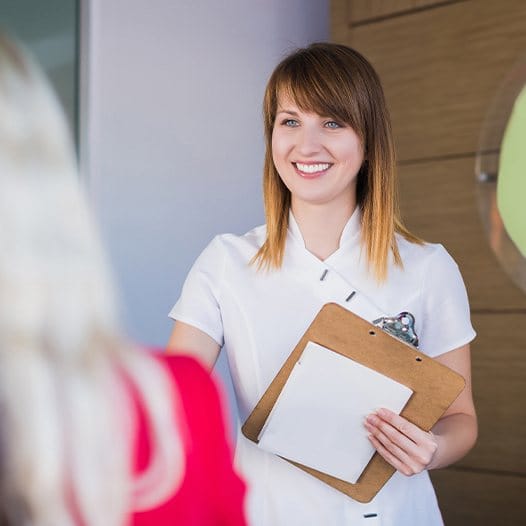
[{"x1": 293, "y1": 162, "x2": 332, "y2": 178}]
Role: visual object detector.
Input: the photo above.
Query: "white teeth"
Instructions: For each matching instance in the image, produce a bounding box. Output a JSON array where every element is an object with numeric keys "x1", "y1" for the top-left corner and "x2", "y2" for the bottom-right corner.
[{"x1": 295, "y1": 162, "x2": 330, "y2": 174}]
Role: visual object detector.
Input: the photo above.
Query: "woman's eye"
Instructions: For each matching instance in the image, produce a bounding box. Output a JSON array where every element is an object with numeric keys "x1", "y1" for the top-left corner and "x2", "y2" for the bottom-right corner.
[
  {"x1": 281, "y1": 119, "x2": 299, "y2": 127},
  {"x1": 325, "y1": 121, "x2": 341, "y2": 129}
]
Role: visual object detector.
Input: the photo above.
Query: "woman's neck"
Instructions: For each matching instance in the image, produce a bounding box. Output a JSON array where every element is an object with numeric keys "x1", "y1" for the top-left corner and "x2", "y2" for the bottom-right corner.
[{"x1": 291, "y1": 200, "x2": 356, "y2": 261}]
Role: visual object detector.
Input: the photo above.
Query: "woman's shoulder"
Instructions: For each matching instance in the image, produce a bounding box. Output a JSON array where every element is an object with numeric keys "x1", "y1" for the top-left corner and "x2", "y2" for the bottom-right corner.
[
  {"x1": 198, "y1": 223, "x2": 266, "y2": 264},
  {"x1": 395, "y1": 234, "x2": 457, "y2": 272},
  {"x1": 214, "y1": 223, "x2": 266, "y2": 250}
]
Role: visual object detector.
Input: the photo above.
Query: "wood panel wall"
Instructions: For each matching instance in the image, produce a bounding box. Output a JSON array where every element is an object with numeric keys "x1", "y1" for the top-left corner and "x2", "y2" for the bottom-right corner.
[{"x1": 331, "y1": 1, "x2": 526, "y2": 524}]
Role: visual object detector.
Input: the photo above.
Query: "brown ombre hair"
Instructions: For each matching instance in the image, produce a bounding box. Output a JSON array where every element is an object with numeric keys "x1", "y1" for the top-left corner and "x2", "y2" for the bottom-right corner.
[{"x1": 252, "y1": 42, "x2": 420, "y2": 281}]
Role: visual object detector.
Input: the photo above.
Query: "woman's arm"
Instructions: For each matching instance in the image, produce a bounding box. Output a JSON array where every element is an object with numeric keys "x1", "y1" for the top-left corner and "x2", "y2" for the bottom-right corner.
[
  {"x1": 364, "y1": 344, "x2": 477, "y2": 476},
  {"x1": 167, "y1": 321, "x2": 221, "y2": 372}
]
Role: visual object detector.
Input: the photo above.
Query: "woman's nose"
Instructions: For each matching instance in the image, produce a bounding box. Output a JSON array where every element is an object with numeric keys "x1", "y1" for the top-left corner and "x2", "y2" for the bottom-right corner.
[{"x1": 296, "y1": 126, "x2": 323, "y2": 156}]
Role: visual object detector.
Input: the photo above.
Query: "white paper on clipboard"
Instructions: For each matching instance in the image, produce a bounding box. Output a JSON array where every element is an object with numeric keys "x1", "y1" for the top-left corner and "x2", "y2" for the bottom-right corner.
[{"x1": 257, "y1": 341, "x2": 413, "y2": 483}]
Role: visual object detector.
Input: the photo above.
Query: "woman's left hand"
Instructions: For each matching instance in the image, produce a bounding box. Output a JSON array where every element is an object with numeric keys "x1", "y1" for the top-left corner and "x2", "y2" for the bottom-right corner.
[{"x1": 364, "y1": 408, "x2": 438, "y2": 476}]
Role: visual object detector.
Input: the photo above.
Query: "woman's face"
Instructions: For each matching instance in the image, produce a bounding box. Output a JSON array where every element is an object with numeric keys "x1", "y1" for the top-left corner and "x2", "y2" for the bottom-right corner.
[{"x1": 272, "y1": 95, "x2": 364, "y2": 212}]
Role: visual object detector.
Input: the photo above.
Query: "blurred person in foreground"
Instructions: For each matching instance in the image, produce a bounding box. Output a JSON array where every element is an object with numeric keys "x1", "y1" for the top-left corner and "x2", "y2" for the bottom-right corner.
[{"x1": 0, "y1": 34, "x2": 246, "y2": 526}]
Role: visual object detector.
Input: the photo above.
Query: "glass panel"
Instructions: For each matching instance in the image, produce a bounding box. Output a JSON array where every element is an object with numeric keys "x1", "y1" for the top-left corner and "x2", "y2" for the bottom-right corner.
[
  {"x1": 476, "y1": 58, "x2": 526, "y2": 294},
  {"x1": 0, "y1": 0, "x2": 78, "y2": 145}
]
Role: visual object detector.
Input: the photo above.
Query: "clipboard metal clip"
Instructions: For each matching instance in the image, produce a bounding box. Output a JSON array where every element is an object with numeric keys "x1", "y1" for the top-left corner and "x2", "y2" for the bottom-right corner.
[{"x1": 372, "y1": 312, "x2": 419, "y2": 348}]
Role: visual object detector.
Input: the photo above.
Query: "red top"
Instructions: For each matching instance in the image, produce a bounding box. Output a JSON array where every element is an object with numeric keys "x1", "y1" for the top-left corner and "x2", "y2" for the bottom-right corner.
[{"x1": 131, "y1": 355, "x2": 246, "y2": 525}]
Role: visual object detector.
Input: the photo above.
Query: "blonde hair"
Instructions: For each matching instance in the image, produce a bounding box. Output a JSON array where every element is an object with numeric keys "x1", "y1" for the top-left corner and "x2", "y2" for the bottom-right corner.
[
  {"x1": 0, "y1": 35, "x2": 184, "y2": 525},
  {"x1": 252, "y1": 43, "x2": 420, "y2": 281}
]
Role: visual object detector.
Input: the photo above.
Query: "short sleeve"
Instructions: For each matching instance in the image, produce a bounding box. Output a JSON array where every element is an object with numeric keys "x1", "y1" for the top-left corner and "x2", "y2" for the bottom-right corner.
[
  {"x1": 418, "y1": 245, "x2": 476, "y2": 357},
  {"x1": 132, "y1": 354, "x2": 247, "y2": 525},
  {"x1": 162, "y1": 356, "x2": 247, "y2": 526},
  {"x1": 169, "y1": 236, "x2": 225, "y2": 346}
]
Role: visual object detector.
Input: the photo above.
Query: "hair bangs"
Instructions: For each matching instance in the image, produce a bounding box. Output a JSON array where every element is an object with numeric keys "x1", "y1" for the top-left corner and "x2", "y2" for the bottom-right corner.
[{"x1": 270, "y1": 51, "x2": 365, "y2": 141}]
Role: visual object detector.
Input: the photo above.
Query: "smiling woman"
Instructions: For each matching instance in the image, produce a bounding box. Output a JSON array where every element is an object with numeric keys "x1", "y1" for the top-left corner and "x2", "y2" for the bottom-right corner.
[{"x1": 167, "y1": 42, "x2": 477, "y2": 526}]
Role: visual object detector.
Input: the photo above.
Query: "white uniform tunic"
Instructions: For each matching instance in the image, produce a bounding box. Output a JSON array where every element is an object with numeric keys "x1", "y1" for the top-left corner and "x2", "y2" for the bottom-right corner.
[{"x1": 169, "y1": 210, "x2": 476, "y2": 526}]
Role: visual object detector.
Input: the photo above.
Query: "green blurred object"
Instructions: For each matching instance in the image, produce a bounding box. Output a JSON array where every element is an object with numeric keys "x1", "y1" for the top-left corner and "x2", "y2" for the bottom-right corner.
[{"x1": 498, "y1": 85, "x2": 526, "y2": 257}]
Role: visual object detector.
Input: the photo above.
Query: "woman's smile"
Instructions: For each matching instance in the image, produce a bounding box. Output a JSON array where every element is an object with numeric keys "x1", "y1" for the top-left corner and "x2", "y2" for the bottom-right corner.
[{"x1": 293, "y1": 162, "x2": 333, "y2": 178}]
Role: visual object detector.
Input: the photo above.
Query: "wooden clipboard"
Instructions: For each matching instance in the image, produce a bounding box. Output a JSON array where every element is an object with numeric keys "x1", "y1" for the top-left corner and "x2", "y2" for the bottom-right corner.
[{"x1": 241, "y1": 302, "x2": 466, "y2": 503}]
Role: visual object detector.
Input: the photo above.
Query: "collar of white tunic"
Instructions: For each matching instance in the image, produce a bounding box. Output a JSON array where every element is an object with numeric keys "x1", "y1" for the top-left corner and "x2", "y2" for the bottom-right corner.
[{"x1": 287, "y1": 207, "x2": 362, "y2": 262}]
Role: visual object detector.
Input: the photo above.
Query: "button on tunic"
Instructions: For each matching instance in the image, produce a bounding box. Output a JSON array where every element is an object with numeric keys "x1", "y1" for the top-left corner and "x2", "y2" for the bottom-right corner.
[{"x1": 170, "y1": 210, "x2": 475, "y2": 526}]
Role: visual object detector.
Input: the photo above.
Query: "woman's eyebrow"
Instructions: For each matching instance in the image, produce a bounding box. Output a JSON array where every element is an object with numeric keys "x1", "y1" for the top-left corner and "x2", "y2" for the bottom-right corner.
[{"x1": 276, "y1": 109, "x2": 299, "y2": 116}]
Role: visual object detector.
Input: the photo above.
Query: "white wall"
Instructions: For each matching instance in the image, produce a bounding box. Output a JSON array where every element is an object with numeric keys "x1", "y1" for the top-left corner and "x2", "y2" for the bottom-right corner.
[{"x1": 82, "y1": 0, "x2": 328, "y2": 425}]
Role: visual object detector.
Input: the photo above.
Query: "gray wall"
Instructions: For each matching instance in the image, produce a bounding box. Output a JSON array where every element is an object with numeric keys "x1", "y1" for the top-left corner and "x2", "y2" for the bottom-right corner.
[{"x1": 82, "y1": 0, "x2": 329, "y2": 425}]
